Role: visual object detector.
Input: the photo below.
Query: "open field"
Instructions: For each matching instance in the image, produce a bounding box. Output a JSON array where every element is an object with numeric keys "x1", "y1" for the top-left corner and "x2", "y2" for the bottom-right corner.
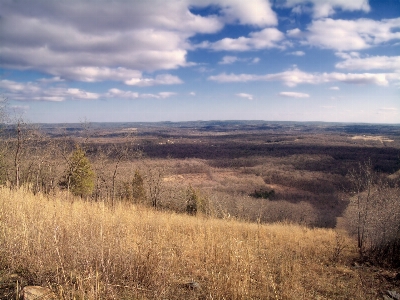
[{"x1": 1, "y1": 187, "x2": 400, "y2": 299}]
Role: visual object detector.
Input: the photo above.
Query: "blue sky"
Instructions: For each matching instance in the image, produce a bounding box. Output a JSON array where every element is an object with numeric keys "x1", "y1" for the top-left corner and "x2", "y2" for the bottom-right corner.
[{"x1": 0, "y1": 0, "x2": 399, "y2": 123}]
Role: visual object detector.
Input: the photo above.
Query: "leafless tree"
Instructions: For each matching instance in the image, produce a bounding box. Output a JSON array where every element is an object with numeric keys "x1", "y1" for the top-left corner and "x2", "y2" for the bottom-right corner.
[
  {"x1": 345, "y1": 159, "x2": 400, "y2": 265},
  {"x1": 347, "y1": 159, "x2": 375, "y2": 256},
  {"x1": 145, "y1": 165, "x2": 164, "y2": 209}
]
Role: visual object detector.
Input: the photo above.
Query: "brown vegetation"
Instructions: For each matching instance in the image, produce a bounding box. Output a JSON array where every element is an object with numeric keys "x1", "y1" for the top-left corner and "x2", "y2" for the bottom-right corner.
[
  {"x1": 0, "y1": 120, "x2": 399, "y2": 298},
  {"x1": 1, "y1": 187, "x2": 398, "y2": 299}
]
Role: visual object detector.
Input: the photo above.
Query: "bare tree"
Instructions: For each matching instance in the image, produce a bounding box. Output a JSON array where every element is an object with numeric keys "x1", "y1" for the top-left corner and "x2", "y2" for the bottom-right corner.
[
  {"x1": 145, "y1": 165, "x2": 164, "y2": 209},
  {"x1": 345, "y1": 159, "x2": 400, "y2": 266},
  {"x1": 347, "y1": 159, "x2": 375, "y2": 256},
  {"x1": 0, "y1": 97, "x2": 10, "y2": 185}
]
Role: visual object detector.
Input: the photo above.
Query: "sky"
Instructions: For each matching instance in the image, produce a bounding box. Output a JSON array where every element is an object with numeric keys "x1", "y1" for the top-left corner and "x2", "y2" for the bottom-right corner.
[{"x1": 0, "y1": 0, "x2": 399, "y2": 124}]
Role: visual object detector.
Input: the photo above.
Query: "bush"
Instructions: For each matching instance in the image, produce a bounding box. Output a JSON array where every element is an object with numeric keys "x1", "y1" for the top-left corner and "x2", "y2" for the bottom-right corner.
[
  {"x1": 185, "y1": 185, "x2": 212, "y2": 216},
  {"x1": 250, "y1": 188, "x2": 275, "y2": 199}
]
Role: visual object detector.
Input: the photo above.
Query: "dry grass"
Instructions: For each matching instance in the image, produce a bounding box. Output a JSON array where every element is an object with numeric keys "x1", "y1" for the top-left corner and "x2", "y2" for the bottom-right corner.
[{"x1": 0, "y1": 187, "x2": 383, "y2": 299}]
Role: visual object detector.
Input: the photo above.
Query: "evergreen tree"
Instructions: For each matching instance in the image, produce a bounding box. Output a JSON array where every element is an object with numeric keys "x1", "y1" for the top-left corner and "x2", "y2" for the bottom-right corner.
[
  {"x1": 60, "y1": 146, "x2": 95, "y2": 198},
  {"x1": 132, "y1": 169, "x2": 146, "y2": 204},
  {"x1": 186, "y1": 185, "x2": 198, "y2": 215}
]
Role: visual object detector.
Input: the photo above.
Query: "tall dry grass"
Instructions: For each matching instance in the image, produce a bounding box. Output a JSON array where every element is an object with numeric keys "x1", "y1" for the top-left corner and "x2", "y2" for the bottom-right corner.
[{"x1": 0, "y1": 187, "x2": 370, "y2": 299}]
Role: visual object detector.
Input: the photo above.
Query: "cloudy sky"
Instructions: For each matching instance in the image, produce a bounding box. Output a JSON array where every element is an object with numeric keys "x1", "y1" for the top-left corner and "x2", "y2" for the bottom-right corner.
[{"x1": 0, "y1": 0, "x2": 399, "y2": 123}]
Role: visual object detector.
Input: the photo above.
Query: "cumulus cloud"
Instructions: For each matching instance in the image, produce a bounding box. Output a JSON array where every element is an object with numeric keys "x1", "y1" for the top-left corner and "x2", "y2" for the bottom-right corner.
[
  {"x1": 203, "y1": 28, "x2": 285, "y2": 51},
  {"x1": 0, "y1": 79, "x2": 100, "y2": 101},
  {"x1": 287, "y1": 28, "x2": 302, "y2": 38},
  {"x1": 0, "y1": 79, "x2": 179, "y2": 102},
  {"x1": 279, "y1": 92, "x2": 309, "y2": 98},
  {"x1": 278, "y1": 0, "x2": 370, "y2": 18},
  {"x1": 106, "y1": 88, "x2": 139, "y2": 99},
  {"x1": 0, "y1": 80, "x2": 41, "y2": 94},
  {"x1": 124, "y1": 74, "x2": 183, "y2": 87},
  {"x1": 336, "y1": 55, "x2": 400, "y2": 71},
  {"x1": 48, "y1": 67, "x2": 143, "y2": 83},
  {"x1": 208, "y1": 73, "x2": 258, "y2": 83},
  {"x1": 219, "y1": 56, "x2": 239, "y2": 64},
  {"x1": 66, "y1": 88, "x2": 99, "y2": 100},
  {"x1": 35, "y1": 67, "x2": 183, "y2": 86},
  {"x1": 290, "y1": 17, "x2": 400, "y2": 51},
  {"x1": 158, "y1": 92, "x2": 177, "y2": 98},
  {"x1": 236, "y1": 93, "x2": 253, "y2": 100},
  {"x1": 37, "y1": 77, "x2": 64, "y2": 83},
  {"x1": 219, "y1": 56, "x2": 262, "y2": 64},
  {"x1": 0, "y1": 0, "x2": 279, "y2": 83},
  {"x1": 213, "y1": 0, "x2": 278, "y2": 26},
  {"x1": 106, "y1": 89, "x2": 176, "y2": 99},
  {"x1": 208, "y1": 67, "x2": 400, "y2": 86},
  {"x1": 288, "y1": 51, "x2": 305, "y2": 56}
]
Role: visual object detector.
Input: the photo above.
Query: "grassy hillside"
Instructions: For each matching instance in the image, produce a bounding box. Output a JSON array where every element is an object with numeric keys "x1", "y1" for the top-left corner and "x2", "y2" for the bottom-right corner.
[{"x1": 0, "y1": 187, "x2": 396, "y2": 299}]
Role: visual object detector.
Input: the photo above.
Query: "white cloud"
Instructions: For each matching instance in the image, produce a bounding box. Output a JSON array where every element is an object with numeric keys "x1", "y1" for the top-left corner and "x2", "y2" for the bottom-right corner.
[
  {"x1": 66, "y1": 88, "x2": 99, "y2": 100},
  {"x1": 158, "y1": 92, "x2": 177, "y2": 98},
  {"x1": 0, "y1": 79, "x2": 100, "y2": 101},
  {"x1": 37, "y1": 76, "x2": 64, "y2": 83},
  {"x1": 0, "y1": 15, "x2": 191, "y2": 74},
  {"x1": 287, "y1": 28, "x2": 302, "y2": 38},
  {"x1": 205, "y1": 28, "x2": 285, "y2": 51},
  {"x1": 208, "y1": 73, "x2": 258, "y2": 83},
  {"x1": 336, "y1": 55, "x2": 400, "y2": 71},
  {"x1": 290, "y1": 18, "x2": 400, "y2": 51},
  {"x1": 219, "y1": 56, "x2": 239, "y2": 64},
  {"x1": 236, "y1": 93, "x2": 253, "y2": 100},
  {"x1": 278, "y1": 0, "x2": 370, "y2": 18},
  {"x1": 106, "y1": 88, "x2": 139, "y2": 99},
  {"x1": 124, "y1": 74, "x2": 183, "y2": 87},
  {"x1": 48, "y1": 67, "x2": 143, "y2": 83},
  {"x1": 213, "y1": 0, "x2": 278, "y2": 26},
  {"x1": 209, "y1": 68, "x2": 317, "y2": 86},
  {"x1": 219, "y1": 56, "x2": 262, "y2": 64},
  {"x1": 0, "y1": 0, "x2": 280, "y2": 82},
  {"x1": 208, "y1": 67, "x2": 400, "y2": 86},
  {"x1": 106, "y1": 89, "x2": 176, "y2": 99},
  {"x1": 329, "y1": 86, "x2": 340, "y2": 90},
  {"x1": 189, "y1": 92, "x2": 196, "y2": 96},
  {"x1": 335, "y1": 52, "x2": 360, "y2": 60},
  {"x1": 0, "y1": 80, "x2": 41, "y2": 93},
  {"x1": 288, "y1": 51, "x2": 305, "y2": 56},
  {"x1": 279, "y1": 92, "x2": 310, "y2": 98}
]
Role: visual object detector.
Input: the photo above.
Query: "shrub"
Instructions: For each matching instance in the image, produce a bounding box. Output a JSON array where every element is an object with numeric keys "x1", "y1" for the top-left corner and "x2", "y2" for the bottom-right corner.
[
  {"x1": 250, "y1": 188, "x2": 275, "y2": 199},
  {"x1": 131, "y1": 169, "x2": 146, "y2": 204},
  {"x1": 185, "y1": 185, "x2": 198, "y2": 215},
  {"x1": 60, "y1": 146, "x2": 95, "y2": 198}
]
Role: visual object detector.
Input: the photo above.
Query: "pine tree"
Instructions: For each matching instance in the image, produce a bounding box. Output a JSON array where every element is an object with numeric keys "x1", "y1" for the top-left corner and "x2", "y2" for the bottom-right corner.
[
  {"x1": 132, "y1": 169, "x2": 146, "y2": 204},
  {"x1": 60, "y1": 146, "x2": 95, "y2": 198}
]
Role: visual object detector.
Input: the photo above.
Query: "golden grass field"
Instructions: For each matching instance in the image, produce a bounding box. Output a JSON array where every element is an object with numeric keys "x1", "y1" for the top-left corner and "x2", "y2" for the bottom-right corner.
[{"x1": 1, "y1": 186, "x2": 396, "y2": 299}]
